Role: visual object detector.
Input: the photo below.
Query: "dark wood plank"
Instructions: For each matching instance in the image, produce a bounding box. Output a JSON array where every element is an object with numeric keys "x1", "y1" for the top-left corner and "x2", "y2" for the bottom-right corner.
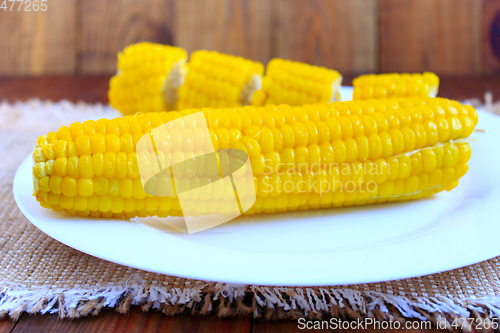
[
  {"x1": 0, "y1": 0, "x2": 495, "y2": 77},
  {"x1": 0, "y1": 76, "x2": 111, "y2": 104},
  {"x1": 252, "y1": 319, "x2": 456, "y2": 333},
  {"x1": 77, "y1": 0, "x2": 173, "y2": 75},
  {"x1": 174, "y1": 0, "x2": 273, "y2": 65},
  {"x1": 0, "y1": 0, "x2": 77, "y2": 76},
  {"x1": 1, "y1": 76, "x2": 500, "y2": 106},
  {"x1": 380, "y1": 0, "x2": 483, "y2": 74},
  {"x1": 437, "y1": 75, "x2": 500, "y2": 102},
  {"x1": 273, "y1": 0, "x2": 378, "y2": 74},
  {"x1": 11, "y1": 307, "x2": 251, "y2": 333},
  {"x1": 0, "y1": 0, "x2": 493, "y2": 77},
  {"x1": 0, "y1": 318, "x2": 17, "y2": 333},
  {"x1": 483, "y1": 0, "x2": 500, "y2": 74}
]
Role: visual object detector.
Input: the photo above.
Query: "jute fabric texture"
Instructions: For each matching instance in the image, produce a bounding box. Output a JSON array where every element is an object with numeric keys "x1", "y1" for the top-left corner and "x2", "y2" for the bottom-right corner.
[{"x1": 1, "y1": 98, "x2": 500, "y2": 332}]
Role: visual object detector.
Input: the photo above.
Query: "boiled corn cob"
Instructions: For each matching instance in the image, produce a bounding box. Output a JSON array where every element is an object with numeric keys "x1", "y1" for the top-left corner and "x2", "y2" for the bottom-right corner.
[
  {"x1": 33, "y1": 97, "x2": 477, "y2": 218},
  {"x1": 352, "y1": 72, "x2": 439, "y2": 100},
  {"x1": 108, "y1": 43, "x2": 187, "y2": 115},
  {"x1": 251, "y1": 58, "x2": 342, "y2": 106},
  {"x1": 172, "y1": 50, "x2": 265, "y2": 110}
]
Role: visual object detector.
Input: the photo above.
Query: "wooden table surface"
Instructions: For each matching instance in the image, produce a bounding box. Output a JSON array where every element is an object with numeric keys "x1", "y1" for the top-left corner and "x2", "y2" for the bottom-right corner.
[{"x1": 0, "y1": 75, "x2": 499, "y2": 333}]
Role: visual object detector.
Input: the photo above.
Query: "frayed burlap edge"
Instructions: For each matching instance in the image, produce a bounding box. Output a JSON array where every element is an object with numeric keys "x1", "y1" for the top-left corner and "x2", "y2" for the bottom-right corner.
[{"x1": 2, "y1": 278, "x2": 500, "y2": 332}]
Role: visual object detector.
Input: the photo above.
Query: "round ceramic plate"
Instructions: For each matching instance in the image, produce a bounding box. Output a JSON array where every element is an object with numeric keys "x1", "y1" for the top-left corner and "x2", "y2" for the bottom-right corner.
[{"x1": 13, "y1": 87, "x2": 500, "y2": 286}]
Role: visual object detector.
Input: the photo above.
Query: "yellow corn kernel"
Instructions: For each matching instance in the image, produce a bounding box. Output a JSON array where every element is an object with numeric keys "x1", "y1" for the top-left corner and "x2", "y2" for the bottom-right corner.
[
  {"x1": 33, "y1": 162, "x2": 46, "y2": 178},
  {"x1": 111, "y1": 197, "x2": 125, "y2": 214},
  {"x1": 75, "y1": 135, "x2": 91, "y2": 156},
  {"x1": 46, "y1": 132, "x2": 57, "y2": 143},
  {"x1": 120, "y1": 178, "x2": 134, "y2": 199},
  {"x1": 103, "y1": 152, "x2": 116, "y2": 178},
  {"x1": 67, "y1": 156, "x2": 79, "y2": 178},
  {"x1": 92, "y1": 153, "x2": 104, "y2": 176},
  {"x1": 94, "y1": 176, "x2": 109, "y2": 196},
  {"x1": 74, "y1": 195, "x2": 87, "y2": 211},
  {"x1": 61, "y1": 176, "x2": 78, "y2": 197},
  {"x1": 33, "y1": 148, "x2": 46, "y2": 163},
  {"x1": 48, "y1": 192, "x2": 60, "y2": 205},
  {"x1": 78, "y1": 178, "x2": 94, "y2": 197},
  {"x1": 59, "y1": 194, "x2": 74, "y2": 210},
  {"x1": 90, "y1": 133, "x2": 106, "y2": 154},
  {"x1": 99, "y1": 195, "x2": 112, "y2": 213},
  {"x1": 38, "y1": 176, "x2": 50, "y2": 192},
  {"x1": 79, "y1": 155, "x2": 94, "y2": 179},
  {"x1": 87, "y1": 195, "x2": 99, "y2": 212},
  {"x1": 49, "y1": 175, "x2": 63, "y2": 194},
  {"x1": 53, "y1": 140, "x2": 67, "y2": 158},
  {"x1": 108, "y1": 178, "x2": 120, "y2": 197},
  {"x1": 42, "y1": 144, "x2": 54, "y2": 160},
  {"x1": 106, "y1": 134, "x2": 121, "y2": 153},
  {"x1": 70, "y1": 122, "x2": 84, "y2": 141},
  {"x1": 53, "y1": 157, "x2": 67, "y2": 177},
  {"x1": 45, "y1": 160, "x2": 54, "y2": 175}
]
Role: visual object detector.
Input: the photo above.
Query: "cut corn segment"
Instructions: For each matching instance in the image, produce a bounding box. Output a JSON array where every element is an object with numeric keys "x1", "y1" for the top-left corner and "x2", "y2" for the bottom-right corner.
[
  {"x1": 108, "y1": 43, "x2": 187, "y2": 115},
  {"x1": 33, "y1": 97, "x2": 476, "y2": 218},
  {"x1": 252, "y1": 58, "x2": 343, "y2": 106},
  {"x1": 352, "y1": 72, "x2": 439, "y2": 100},
  {"x1": 173, "y1": 50, "x2": 264, "y2": 110}
]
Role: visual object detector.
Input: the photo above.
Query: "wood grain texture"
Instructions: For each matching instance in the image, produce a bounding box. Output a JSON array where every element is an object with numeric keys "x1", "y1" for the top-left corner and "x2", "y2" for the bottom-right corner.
[
  {"x1": 174, "y1": 0, "x2": 273, "y2": 65},
  {"x1": 380, "y1": 0, "x2": 483, "y2": 74},
  {"x1": 6, "y1": 312, "x2": 461, "y2": 333},
  {"x1": 0, "y1": 318, "x2": 17, "y2": 333},
  {"x1": 77, "y1": 0, "x2": 173, "y2": 75},
  {"x1": 273, "y1": 0, "x2": 378, "y2": 73},
  {"x1": 252, "y1": 319, "x2": 454, "y2": 333},
  {"x1": 483, "y1": 0, "x2": 500, "y2": 73},
  {"x1": 0, "y1": 0, "x2": 497, "y2": 76},
  {"x1": 0, "y1": 76, "x2": 112, "y2": 103},
  {"x1": 11, "y1": 308, "x2": 251, "y2": 333},
  {"x1": 0, "y1": 0, "x2": 76, "y2": 76}
]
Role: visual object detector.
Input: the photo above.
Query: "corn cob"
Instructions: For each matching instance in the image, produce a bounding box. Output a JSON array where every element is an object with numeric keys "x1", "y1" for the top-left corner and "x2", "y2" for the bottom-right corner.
[
  {"x1": 33, "y1": 97, "x2": 477, "y2": 219},
  {"x1": 352, "y1": 72, "x2": 439, "y2": 100},
  {"x1": 251, "y1": 59, "x2": 343, "y2": 106},
  {"x1": 108, "y1": 43, "x2": 187, "y2": 115},
  {"x1": 172, "y1": 50, "x2": 265, "y2": 110}
]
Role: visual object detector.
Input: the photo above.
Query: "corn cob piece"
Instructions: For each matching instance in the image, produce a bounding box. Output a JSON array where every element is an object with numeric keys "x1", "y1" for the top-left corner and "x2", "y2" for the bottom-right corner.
[
  {"x1": 251, "y1": 59, "x2": 343, "y2": 106},
  {"x1": 171, "y1": 50, "x2": 265, "y2": 110},
  {"x1": 352, "y1": 72, "x2": 439, "y2": 100},
  {"x1": 108, "y1": 43, "x2": 187, "y2": 115},
  {"x1": 33, "y1": 97, "x2": 476, "y2": 219}
]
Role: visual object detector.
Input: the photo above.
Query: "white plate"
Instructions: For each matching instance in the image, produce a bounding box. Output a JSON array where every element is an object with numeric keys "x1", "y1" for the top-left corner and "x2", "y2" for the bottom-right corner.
[{"x1": 13, "y1": 87, "x2": 500, "y2": 286}]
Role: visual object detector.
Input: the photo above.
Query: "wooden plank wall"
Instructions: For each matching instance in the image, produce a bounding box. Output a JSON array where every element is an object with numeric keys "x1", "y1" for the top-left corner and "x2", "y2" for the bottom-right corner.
[
  {"x1": 0, "y1": 0, "x2": 76, "y2": 76},
  {"x1": 380, "y1": 0, "x2": 482, "y2": 74},
  {"x1": 0, "y1": 0, "x2": 498, "y2": 76}
]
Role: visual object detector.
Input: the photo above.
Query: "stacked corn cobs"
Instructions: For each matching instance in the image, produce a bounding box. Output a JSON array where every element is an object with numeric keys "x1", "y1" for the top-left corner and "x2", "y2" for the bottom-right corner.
[
  {"x1": 108, "y1": 44, "x2": 440, "y2": 117},
  {"x1": 33, "y1": 96, "x2": 477, "y2": 218},
  {"x1": 108, "y1": 43, "x2": 343, "y2": 115}
]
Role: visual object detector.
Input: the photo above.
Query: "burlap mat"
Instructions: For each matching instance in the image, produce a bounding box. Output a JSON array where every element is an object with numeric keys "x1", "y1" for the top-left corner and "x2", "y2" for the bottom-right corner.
[{"x1": 1, "y1": 98, "x2": 500, "y2": 331}]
